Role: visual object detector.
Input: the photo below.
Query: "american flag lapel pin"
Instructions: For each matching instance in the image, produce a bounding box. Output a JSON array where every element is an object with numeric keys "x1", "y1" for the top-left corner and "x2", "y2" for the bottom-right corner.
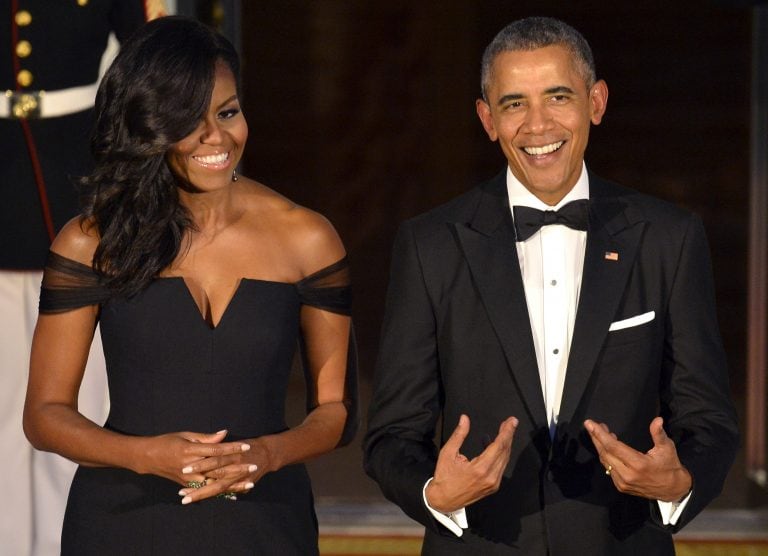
[{"x1": 604, "y1": 251, "x2": 619, "y2": 261}]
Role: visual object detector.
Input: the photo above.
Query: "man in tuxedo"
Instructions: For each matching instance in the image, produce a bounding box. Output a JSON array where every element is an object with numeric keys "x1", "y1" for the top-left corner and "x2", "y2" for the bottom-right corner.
[{"x1": 363, "y1": 16, "x2": 738, "y2": 555}]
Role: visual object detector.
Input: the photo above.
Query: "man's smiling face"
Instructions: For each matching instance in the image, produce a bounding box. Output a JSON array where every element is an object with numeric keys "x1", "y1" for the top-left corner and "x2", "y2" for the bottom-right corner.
[{"x1": 476, "y1": 44, "x2": 608, "y2": 205}]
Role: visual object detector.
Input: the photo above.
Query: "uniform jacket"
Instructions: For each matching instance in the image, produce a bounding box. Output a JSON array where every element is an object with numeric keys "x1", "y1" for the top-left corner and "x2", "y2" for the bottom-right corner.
[
  {"x1": 1, "y1": 0, "x2": 160, "y2": 268},
  {"x1": 363, "y1": 170, "x2": 739, "y2": 555}
]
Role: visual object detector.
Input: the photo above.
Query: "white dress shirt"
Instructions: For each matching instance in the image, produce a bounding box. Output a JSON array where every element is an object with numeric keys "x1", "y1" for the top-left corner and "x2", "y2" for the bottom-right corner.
[
  {"x1": 509, "y1": 165, "x2": 589, "y2": 438},
  {"x1": 424, "y1": 163, "x2": 689, "y2": 535}
]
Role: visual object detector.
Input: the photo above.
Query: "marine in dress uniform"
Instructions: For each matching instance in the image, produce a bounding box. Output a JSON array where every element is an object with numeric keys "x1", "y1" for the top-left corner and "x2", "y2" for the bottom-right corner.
[{"x1": 1, "y1": 2, "x2": 164, "y2": 554}]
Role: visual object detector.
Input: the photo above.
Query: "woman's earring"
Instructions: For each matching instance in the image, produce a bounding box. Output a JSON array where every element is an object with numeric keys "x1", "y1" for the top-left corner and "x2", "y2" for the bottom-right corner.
[{"x1": 232, "y1": 170, "x2": 238, "y2": 182}]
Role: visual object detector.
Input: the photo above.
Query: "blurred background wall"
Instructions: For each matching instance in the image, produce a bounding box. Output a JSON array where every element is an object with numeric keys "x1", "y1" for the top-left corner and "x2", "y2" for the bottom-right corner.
[{"x1": 178, "y1": 0, "x2": 766, "y2": 509}]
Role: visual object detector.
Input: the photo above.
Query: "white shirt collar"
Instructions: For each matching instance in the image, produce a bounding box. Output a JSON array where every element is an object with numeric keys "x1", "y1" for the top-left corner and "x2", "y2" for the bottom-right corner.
[{"x1": 506, "y1": 162, "x2": 590, "y2": 211}]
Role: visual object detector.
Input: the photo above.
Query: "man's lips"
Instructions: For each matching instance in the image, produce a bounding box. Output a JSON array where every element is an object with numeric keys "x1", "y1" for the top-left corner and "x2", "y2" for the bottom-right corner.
[{"x1": 522, "y1": 141, "x2": 564, "y2": 156}]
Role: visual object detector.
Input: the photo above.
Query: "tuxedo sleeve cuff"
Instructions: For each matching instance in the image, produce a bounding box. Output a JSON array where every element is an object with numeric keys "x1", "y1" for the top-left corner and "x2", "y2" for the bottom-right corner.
[
  {"x1": 422, "y1": 477, "x2": 468, "y2": 537},
  {"x1": 657, "y1": 489, "x2": 692, "y2": 526}
]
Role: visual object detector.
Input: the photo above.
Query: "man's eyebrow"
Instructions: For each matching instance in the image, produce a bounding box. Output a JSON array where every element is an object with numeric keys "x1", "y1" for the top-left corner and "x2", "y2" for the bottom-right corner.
[
  {"x1": 544, "y1": 86, "x2": 575, "y2": 95},
  {"x1": 496, "y1": 93, "x2": 524, "y2": 106},
  {"x1": 496, "y1": 86, "x2": 576, "y2": 106}
]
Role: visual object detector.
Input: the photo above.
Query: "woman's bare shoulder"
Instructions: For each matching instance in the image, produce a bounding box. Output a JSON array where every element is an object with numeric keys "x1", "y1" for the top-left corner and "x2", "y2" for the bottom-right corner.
[
  {"x1": 283, "y1": 203, "x2": 346, "y2": 277},
  {"x1": 239, "y1": 178, "x2": 296, "y2": 213},
  {"x1": 241, "y1": 179, "x2": 346, "y2": 276},
  {"x1": 49, "y1": 217, "x2": 99, "y2": 267}
]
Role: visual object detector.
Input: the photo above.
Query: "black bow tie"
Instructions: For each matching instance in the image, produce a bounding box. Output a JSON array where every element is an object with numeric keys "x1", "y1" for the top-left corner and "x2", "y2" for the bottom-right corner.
[{"x1": 512, "y1": 199, "x2": 590, "y2": 241}]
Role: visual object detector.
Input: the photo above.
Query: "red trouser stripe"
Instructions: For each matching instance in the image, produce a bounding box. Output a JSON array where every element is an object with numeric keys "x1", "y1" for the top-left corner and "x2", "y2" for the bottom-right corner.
[{"x1": 11, "y1": 0, "x2": 56, "y2": 243}]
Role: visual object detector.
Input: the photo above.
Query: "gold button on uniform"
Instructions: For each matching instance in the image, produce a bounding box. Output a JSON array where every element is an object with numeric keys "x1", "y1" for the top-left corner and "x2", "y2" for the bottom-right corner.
[
  {"x1": 15, "y1": 10, "x2": 32, "y2": 26},
  {"x1": 17, "y1": 70, "x2": 33, "y2": 87},
  {"x1": 77, "y1": 0, "x2": 89, "y2": 5},
  {"x1": 16, "y1": 40, "x2": 32, "y2": 58}
]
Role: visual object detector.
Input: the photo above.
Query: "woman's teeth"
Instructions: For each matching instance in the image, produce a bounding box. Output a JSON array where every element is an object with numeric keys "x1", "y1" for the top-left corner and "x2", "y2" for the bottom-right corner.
[{"x1": 193, "y1": 152, "x2": 229, "y2": 166}]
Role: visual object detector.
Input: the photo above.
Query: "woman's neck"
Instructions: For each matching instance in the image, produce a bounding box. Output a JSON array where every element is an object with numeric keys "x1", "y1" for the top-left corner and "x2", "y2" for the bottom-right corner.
[{"x1": 179, "y1": 185, "x2": 243, "y2": 238}]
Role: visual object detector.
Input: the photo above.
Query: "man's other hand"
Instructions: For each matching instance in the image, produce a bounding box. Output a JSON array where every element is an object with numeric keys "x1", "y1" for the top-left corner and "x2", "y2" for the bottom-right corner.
[
  {"x1": 584, "y1": 417, "x2": 692, "y2": 502},
  {"x1": 426, "y1": 414, "x2": 518, "y2": 513}
]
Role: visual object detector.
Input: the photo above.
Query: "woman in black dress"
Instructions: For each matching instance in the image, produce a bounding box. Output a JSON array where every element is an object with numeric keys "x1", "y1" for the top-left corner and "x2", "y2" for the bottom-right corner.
[{"x1": 23, "y1": 16, "x2": 356, "y2": 555}]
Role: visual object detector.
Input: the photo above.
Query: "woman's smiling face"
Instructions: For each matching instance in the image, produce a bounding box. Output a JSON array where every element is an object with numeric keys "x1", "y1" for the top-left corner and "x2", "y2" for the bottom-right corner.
[{"x1": 166, "y1": 61, "x2": 247, "y2": 192}]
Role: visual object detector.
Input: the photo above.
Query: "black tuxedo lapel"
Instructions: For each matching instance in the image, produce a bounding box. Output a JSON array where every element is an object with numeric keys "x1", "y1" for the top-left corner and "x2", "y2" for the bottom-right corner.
[
  {"x1": 558, "y1": 176, "x2": 647, "y2": 424},
  {"x1": 454, "y1": 175, "x2": 548, "y2": 428}
]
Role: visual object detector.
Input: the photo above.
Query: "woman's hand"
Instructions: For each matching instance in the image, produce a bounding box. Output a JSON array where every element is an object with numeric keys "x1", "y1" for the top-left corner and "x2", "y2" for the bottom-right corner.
[
  {"x1": 176, "y1": 435, "x2": 274, "y2": 504},
  {"x1": 133, "y1": 429, "x2": 251, "y2": 487}
]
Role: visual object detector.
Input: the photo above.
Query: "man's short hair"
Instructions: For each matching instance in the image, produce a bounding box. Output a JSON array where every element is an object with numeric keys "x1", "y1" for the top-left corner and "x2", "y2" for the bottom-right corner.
[{"x1": 480, "y1": 16, "x2": 596, "y2": 100}]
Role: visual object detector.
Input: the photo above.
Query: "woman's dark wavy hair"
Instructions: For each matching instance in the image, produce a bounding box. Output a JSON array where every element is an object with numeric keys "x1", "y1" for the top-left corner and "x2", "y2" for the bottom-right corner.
[{"x1": 80, "y1": 16, "x2": 240, "y2": 296}]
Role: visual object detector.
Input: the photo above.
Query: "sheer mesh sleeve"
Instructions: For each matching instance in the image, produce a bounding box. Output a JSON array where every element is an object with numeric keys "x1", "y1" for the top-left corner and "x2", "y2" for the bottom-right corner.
[
  {"x1": 296, "y1": 256, "x2": 358, "y2": 446},
  {"x1": 39, "y1": 251, "x2": 111, "y2": 314},
  {"x1": 295, "y1": 256, "x2": 351, "y2": 315}
]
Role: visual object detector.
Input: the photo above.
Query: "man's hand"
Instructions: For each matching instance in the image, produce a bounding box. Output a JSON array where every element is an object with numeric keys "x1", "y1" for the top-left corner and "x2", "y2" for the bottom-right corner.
[
  {"x1": 584, "y1": 417, "x2": 692, "y2": 502},
  {"x1": 425, "y1": 414, "x2": 518, "y2": 513}
]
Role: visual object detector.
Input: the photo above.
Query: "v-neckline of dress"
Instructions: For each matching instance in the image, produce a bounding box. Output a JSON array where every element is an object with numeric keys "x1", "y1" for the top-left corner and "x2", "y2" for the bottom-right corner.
[{"x1": 156, "y1": 276, "x2": 294, "y2": 330}]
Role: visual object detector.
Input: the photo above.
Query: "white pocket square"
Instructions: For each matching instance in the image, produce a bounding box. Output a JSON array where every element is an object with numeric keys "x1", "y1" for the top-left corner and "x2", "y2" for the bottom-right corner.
[{"x1": 608, "y1": 310, "x2": 655, "y2": 332}]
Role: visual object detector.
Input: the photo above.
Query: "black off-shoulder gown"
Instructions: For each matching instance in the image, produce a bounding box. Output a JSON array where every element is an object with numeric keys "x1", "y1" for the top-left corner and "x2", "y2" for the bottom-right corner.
[{"x1": 39, "y1": 252, "x2": 357, "y2": 556}]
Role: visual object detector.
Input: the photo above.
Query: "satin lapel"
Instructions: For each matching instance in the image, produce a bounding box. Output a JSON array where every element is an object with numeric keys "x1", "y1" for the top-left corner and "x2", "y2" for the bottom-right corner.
[
  {"x1": 557, "y1": 179, "x2": 646, "y2": 424},
  {"x1": 454, "y1": 177, "x2": 547, "y2": 427}
]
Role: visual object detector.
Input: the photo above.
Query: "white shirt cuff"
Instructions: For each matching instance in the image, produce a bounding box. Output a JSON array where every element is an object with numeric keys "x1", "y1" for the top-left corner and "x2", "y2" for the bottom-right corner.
[
  {"x1": 422, "y1": 477, "x2": 468, "y2": 537},
  {"x1": 657, "y1": 490, "x2": 692, "y2": 526}
]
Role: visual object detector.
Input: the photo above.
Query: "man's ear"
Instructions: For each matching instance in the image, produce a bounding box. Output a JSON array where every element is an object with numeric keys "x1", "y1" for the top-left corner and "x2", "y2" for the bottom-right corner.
[
  {"x1": 590, "y1": 80, "x2": 609, "y2": 125},
  {"x1": 476, "y1": 98, "x2": 499, "y2": 141}
]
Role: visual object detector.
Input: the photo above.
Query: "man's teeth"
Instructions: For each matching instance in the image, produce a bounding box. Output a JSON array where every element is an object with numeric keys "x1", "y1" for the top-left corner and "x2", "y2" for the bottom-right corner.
[
  {"x1": 193, "y1": 153, "x2": 229, "y2": 164},
  {"x1": 524, "y1": 141, "x2": 564, "y2": 156}
]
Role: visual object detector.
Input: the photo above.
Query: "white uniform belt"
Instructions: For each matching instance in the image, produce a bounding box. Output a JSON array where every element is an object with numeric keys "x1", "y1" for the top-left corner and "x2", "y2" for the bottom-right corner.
[{"x1": 1, "y1": 81, "x2": 99, "y2": 119}]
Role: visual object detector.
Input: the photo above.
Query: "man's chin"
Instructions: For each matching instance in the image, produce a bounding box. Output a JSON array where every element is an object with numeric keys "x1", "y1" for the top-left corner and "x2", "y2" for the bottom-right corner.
[{"x1": 520, "y1": 177, "x2": 575, "y2": 204}]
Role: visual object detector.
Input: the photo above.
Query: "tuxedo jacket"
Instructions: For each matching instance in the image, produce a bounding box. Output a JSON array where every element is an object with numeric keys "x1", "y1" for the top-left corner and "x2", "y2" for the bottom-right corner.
[{"x1": 363, "y1": 171, "x2": 739, "y2": 556}]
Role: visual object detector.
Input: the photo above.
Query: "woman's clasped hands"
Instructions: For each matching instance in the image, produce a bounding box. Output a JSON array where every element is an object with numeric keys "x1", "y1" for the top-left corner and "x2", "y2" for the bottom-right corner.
[{"x1": 135, "y1": 429, "x2": 268, "y2": 504}]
